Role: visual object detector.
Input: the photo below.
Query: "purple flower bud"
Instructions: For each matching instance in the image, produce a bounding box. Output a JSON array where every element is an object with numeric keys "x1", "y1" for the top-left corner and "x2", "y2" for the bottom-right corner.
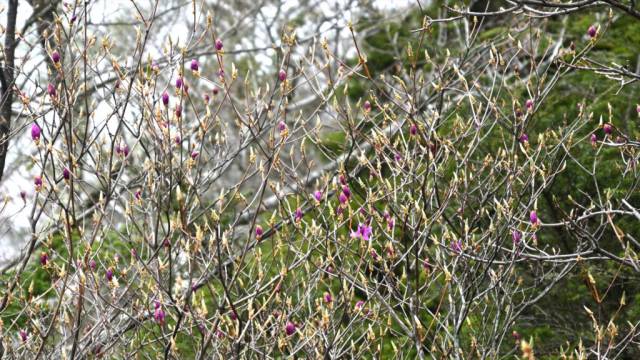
[
  {"x1": 285, "y1": 321, "x2": 296, "y2": 336},
  {"x1": 190, "y1": 59, "x2": 199, "y2": 72},
  {"x1": 519, "y1": 133, "x2": 529, "y2": 143},
  {"x1": 20, "y1": 190, "x2": 26, "y2": 201},
  {"x1": 394, "y1": 152, "x2": 402, "y2": 162},
  {"x1": 278, "y1": 121, "x2": 287, "y2": 132},
  {"x1": 525, "y1": 99, "x2": 534, "y2": 110},
  {"x1": 294, "y1": 207, "x2": 303, "y2": 222},
  {"x1": 422, "y1": 259, "x2": 431, "y2": 272},
  {"x1": 339, "y1": 174, "x2": 347, "y2": 185},
  {"x1": 363, "y1": 100, "x2": 371, "y2": 112},
  {"x1": 603, "y1": 123, "x2": 613, "y2": 135},
  {"x1": 354, "y1": 300, "x2": 365, "y2": 311},
  {"x1": 588, "y1": 25, "x2": 597, "y2": 38},
  {"x1": 34, "y1": 176, "x2": 43, "y2": 189},
  {"x1": 338, "y1": 192, "x2": 348, "y2": 205},
  {"x1": 342, "y1": 185, "x2": 351, "y2": 198},
  {"x1": 135, "y1": 189, "x2": 142, "y2": 200},
  {"x1": 19, "y1": 330, "x2": 28, "y2": 342},
  {"x1": 175, "y1": 77, "x2": 183, "y2": 90},
  {"x1": 47, "y1": 83, "x2": 56, "y2": 97},
  {"x1": 31, "y1": 123, "x2": 41, "y2": 141},
  {"x1": 410, "y1": 124, "x2": 418, "y2": 136},
  {"x1": 123, "y1": 145, "x2": 130, "y2": 157},
  {"x1": 636, "y1": 104, "x2": 640, "y2": 114},
  {"x1": 591, "y1": 133, "x2": 597, "y2": 146},
  {"x1": 40, "y1": 252, "x2": 49, "y2": 266},
  {"x1": 51, "y1": 50, "x2": 61, "y2": 63},
  {"x1": 62, "y1": 167, "x2": 71, "y2": 181},
  {"x1": 255, "y1": 225, "x2": 263, "y2": 240},
  {"x1": 89, "y1": 259, "x2": 96, "y2": 270},
  {"x1": 162, "y1": 91, "x2": 169, "y2": 106},
  {"x1": 71, "y1": 14, "x2": 77, "y2": 23},
  {"x1": 106, "y1": 268, "x2": 114, "y2": 282},
  {"x1": 203, "y1": 93, "x2": 210, "y2": 103},
  {"x1": 323, "y1": 292, "x2": 333, "y2": 304},
  {"x1": 230, "y1": 310, "x2": 238, "y2": 321},
  {"x1": 351, "y1": 223, "x2": 372, "y2": 241},
  {"x1": 175, "y1": 105, "x2": 182, "y2": 118},
  {"x1": 314, "y1": 190, "x2": 323, "y2": 202},
  {"x1": 530, "y1": 210, "x2": 538, "y2": 225},
  {"x1": 212, "y1": 86, "x2": 219, "y2": 95},
  {"x1": 387, "y1": 217, "x2": 395, "y2": 230},
  {"x1": 191, "y1": 151, "x2": 199, "y2": 160},
  {"x1": 278, "y1": 69, "x2": 287, "y2": 82},
  {"x1": 450, "y1": 240, "x2": 462, "y2": 253},
  {"x1": 512, "y1": 230, "x2": 522, "y2": 245},
  {"x1": 154, "y1": 307, "x2": 166, "y2": 325},
  {"x1": 215, "y1": 39, "x2": 223, "y2": 51}
]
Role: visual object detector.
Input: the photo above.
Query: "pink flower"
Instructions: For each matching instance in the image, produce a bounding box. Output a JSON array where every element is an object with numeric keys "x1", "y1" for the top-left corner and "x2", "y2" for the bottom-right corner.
[
  {"x1": 278, "y1": 121, "x2": 287, "y2": 133},
  {"x1": 351, "y1": 223, "x2": 372, "y2": 241},
  {"x1": 530, "y1": 210, "x2": 539, "y2": 225},
  {"x1": 40, "y1": 252, "x2": 49, "y2": 266},
  {"x1": 190, "y1": 59, "x2": 199, "y2": 72},
  {"x1": 162, "y1": 91, "x2": 169, "y2": 106},
  {"x1": 591, "y1": 133, "x2": 597, "y2": 147},
  {"x1": 47, "y1": 83, "x2": 56, "y2": 97},
  {"x1": 450, "y1": 240, "x2": 462, "y2": 253},
  {"x1": 525, "y1": 99, "x2": 534, "y2": 110},
  {"x1": 294, "y1": 208, "x2": 303, "y2": 222},
  {"x1": 51, "y1": 50, "x2": 61, "y2": 63},
  {"x1": 19, "y1": 330, "x2": 28, "y2": 342},
  {"x1": 31, "y1": 123, "x2": 41, "y2": 142},
  {"x1": 175, "y1": 77, "x2": 183, "y2": 89},
  {"x1": 285, "y1": 321, "x2": 296, "y2": 336},
  {"x1": 587, "y1": 25, "x2": 597, "y2": 38},
  {"x1": 175, "y1": 105, "x2": 182, "y2": 118},
  {"x1": 191, "y1": 151, "x2": 199, "y2": 160},
  {"x1": 215, "y1": 39, "x2": 223, "y2": 51},
  {"x1": 34, "y1": 176, "x2": 43, "y2": 190},
  {"x1": 62, "y1": 167, "x2": 71, "y2": 181},
  {"x1": 338, "y1": 192, "x2": 348, "y2": 205},
  {"x1": 135, "y1": 189, "x2": 142, "y2": 200},
  {"x1": 106, "y1": 268, "x2": 114, "y2": 282},
  {"x1": 512, "y1": 230, "x2": 522, "y2": 245},
  {"x1": 323, "y1": 292, "x2": 333, "y2": 304},
  {"x1": 278, "y1": 69, "x2": 287, "y2": 82},
  {"x1": 519, "y1": 133, "x2": 529, "y2": 143},
  {"x1": 255, "y1": 225, "x2": 263, "y2": 240},
  {"x1": 313, "y1": 190, "x2": 323, "y2": 202},
  {"x1": 341, "y1": 185, "x2": 351, "y2": 198},
  {"x1": 154, "y1": 307, "x2": 166, "y2": 325},
  {"x1": 410, "y1": 124, "x2": 418, "y2": 136},
  {"x1": 363, "y1": 100, "x2": 371, "y2": 112},
  {"x1": 603, "y1": 123, "x2": 613, "y2": 135},
  {"x1": 354, "y1": 300, "x2": 365, "y2": 311}
]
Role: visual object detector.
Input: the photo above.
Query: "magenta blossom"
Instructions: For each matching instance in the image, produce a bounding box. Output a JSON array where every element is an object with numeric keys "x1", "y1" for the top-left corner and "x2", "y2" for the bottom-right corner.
[
  {"x1": 31, "y1": 123, "x2": 41, "y2": 142},
  {"x1": 354, "y1": 300, "x2": 365, "y2": 311},
  {"x1": 410, "y1": 123, "x2": 418, "y2": 136},
  {"x1": 587, "y1": 24, "x2": 597, "y2": 38},
  {"x1": 255, "y1": 225, "x2": 263, "y2": 240},
  {"x1": 47, "y1": 83, "x2": 56, "y2": 97},
  {"x1": 19, "y1": 330, "x2": 28, "y2": 342},
  {"x1": 162, "y1": 91, "x2": 169, "y2": 106},
  {"x1": 62, "y1": 167, "x2": 71, "y2": 181},
  {"x1": 603, "y1": 123, "x2": 613, "y2": 135},
  {"x1": 191, "y1": 151, "x2": 199, "y2": 160},
  {"x1": 294, "y1": 207, "x2": 303, "y2": 222},
  {"x1": 215, "y1": 39, "x2": 223, "y2": 51},
  {"x1": 135, "y1": 189, "x2": 142, "y2": 200},
  {"x1": 313, "y1": 190, "x2": 323, "y2": 202},
  {"x1": 450, "y1": 240, "x2": 462, "y2": 253},
  {"x1": 154, "y1": 306, "x2": 166, "y2": 325},
  {"x1": 51, "y1": 50, "x2": 61, "y2": 63},
  {"x1": 175, "y1": 105, "x2": 182, "y2": 118},
  {"x1": 89, "y1": 259, "x2": 96, "y2": 271},
  {"x1": 34, "y1": 176, "x2": 43, "y2": 190},
  {"x1": 278, "y1": 121, "x2": 287, "y2": 133},
  {"x1": 530, "y1": 210, "x2": 539, "y2": 225},
  {"x1": 351, "y1": 223, "x2": 372, "y2": 241},
  {"x1": 285, "y1": 321, "x2": 296, "y2": 336},
  {"x1": 519, "y1": 133, "x2": 529, "y2": 143},
  {"x1": 190, "y1": 59, "x2": 199, "y2": 72},
  {"x1": 175, "y1": 77, "x2": 183, "y2": 89},
  {"x1": 342, "y1": 185, "x2": 351, "y2": 198},
  {"x1": 525, "y1": 99, "x2": 534, "y2": 110},
  {"x1": 338, "y1": 192, "x2": 348, "y2": 205},
  {"x1": 323, "y1": 292, "x2": 333, "y2": 304},
  {"x1": 40, "y1": 252, "x2": 49, "y2": 266},
  {"x1": 591, "y1": 133, "x2": 597, "y2": 146},
  {"x1": 106, "y1": 268, "x2": 114, "y2": 282},
  {"x1": 363, "y1": 100, "x2": 371, "y2": 112},
  {"x1": 278, "y1": 69, "x2": 287, "y2": 82},
  {"x1": 512, "y1": 230, "x2": 522, "y2": 245}
]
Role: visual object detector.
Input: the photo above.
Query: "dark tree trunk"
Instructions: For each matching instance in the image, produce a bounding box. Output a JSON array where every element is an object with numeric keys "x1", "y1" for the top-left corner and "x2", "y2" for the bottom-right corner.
[{"x1": 0, "y1": 0, "x2": 19, "y2": 182}]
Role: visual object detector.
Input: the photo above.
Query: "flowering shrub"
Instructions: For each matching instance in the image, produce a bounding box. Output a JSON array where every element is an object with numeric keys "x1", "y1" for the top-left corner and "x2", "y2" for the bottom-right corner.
[{"x1": 0, "y1": 0, "x2": 639, "y2": 358}]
